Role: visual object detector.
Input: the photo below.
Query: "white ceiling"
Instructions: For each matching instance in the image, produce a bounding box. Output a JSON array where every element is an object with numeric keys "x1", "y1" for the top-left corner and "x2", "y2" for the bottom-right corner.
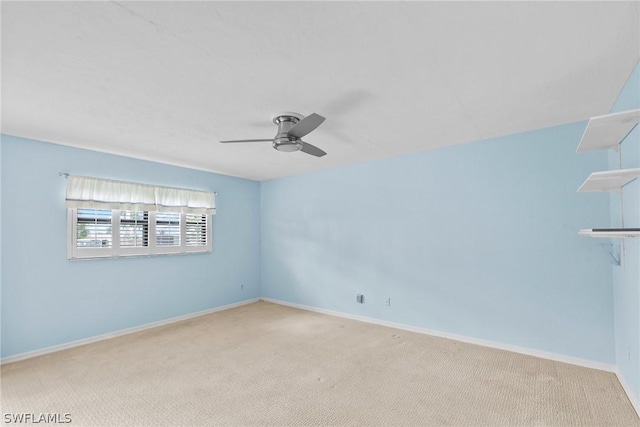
[{"x1": 2, "y1": 2, "x2": 639, "y2": 181}]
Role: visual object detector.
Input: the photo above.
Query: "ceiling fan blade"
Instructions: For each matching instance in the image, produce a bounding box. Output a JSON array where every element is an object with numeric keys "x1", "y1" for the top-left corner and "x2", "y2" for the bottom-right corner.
[
  {"x1": 219, "y1": 139, "x2": 273, "y2": 143},
  {"x1": 287, "y1": 113, "x2": 326, "y2": 138},
  {"x1": 300, "y1": 142, "x2": 327, "y2": 157}
]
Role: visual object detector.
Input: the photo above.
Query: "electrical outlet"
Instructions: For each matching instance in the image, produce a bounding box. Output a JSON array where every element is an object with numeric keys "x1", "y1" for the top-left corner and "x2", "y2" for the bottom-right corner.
[
  {"x1": 385, "y1": 297, "x2": 391, "y2": 306},
  {"x1": 241, "y1": 284, "x2": 244, "y2": 291},
  {"x1": 356, "y1": 294, "x2": 364, "y2": 304}
]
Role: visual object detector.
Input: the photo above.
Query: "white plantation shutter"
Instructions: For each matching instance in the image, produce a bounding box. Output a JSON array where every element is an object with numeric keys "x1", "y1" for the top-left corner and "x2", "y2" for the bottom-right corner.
[
  {"x1": 156, "y1": 212, "x2": 180, "y2": 247},
  {"x1": 76, "y1": 209, "x2": 113, "y2": 248},
  {"x1": 119, "y1": 211, "x2": 149, "y2": 248},
  {"x1": 186, "y1": 213, "x2": 208, "y2": 247}
]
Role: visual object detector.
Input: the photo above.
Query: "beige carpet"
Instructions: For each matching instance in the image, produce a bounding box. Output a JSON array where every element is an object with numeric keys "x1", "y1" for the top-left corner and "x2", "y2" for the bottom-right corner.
[{"x1": 1, "y1": 301, "x2": 638, "y2": 426}]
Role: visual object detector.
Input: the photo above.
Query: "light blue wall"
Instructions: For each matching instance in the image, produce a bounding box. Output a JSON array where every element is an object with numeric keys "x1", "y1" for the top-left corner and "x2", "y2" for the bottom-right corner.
[
  {"x1": 0, "y1": 136, "x2": 3, "y2": 336},
  {"x1": 0, "y1": 135, "x2": 261, "y2": 358},
  {"x1": 261, "y1": 122, "x2": 614, "y2": 363},
  {"x1": 3, "y1": 81, "x2": 634, "y2": 369},
  {"x1": 609, "y1": 60, "x2": 640, "y2": 403}
]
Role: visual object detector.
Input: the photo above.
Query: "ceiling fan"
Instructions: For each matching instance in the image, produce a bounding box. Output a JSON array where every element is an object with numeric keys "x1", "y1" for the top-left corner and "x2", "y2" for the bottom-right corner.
[{"x1": 220, "y1": 112, "x2": 327, "y2": 157}]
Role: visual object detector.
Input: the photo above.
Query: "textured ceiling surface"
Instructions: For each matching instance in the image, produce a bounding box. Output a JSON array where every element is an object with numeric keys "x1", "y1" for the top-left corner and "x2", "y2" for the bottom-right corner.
[{"x1": 2, "y1": 2, "x2": 639, "y2": 181}]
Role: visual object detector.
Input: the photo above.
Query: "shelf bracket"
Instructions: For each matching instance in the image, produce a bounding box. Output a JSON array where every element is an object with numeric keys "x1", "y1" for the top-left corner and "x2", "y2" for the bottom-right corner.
[{"x1": 600, "y1": 242, "x2": 621, "y2": 266}]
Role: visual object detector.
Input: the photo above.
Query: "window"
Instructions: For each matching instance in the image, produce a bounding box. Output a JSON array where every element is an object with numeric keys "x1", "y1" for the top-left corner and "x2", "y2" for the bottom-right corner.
[
  {"x1": 120, "y1": 210, "x2": 148, "y2": 248},
  {"x1": 77, "y1": 209, "x2": 112, "y2": 248},
  {"x1": 156, "y1": 212, "x2": 180, "y2": 247},
  {"x1": 68, "y1": 210, "x2": 211, "y2": 259},
  {"x1": 186, "y1": 214, "x2": 208, "y2": 247},
  {"x1": 66, "y1": 175, "x2": 215, "y2": 260}
]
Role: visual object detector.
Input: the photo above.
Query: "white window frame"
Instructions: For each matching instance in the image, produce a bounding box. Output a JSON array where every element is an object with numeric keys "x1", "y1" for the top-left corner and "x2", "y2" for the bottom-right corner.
[{"x1": 68, "y1": 209, "x2": 212, "y2": 260}]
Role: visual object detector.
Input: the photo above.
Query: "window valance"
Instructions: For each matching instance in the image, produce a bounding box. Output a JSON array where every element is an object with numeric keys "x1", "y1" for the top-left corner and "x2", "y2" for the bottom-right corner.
[{"x1": 65, "y1": 175, "x2": 216, "y2": 214}]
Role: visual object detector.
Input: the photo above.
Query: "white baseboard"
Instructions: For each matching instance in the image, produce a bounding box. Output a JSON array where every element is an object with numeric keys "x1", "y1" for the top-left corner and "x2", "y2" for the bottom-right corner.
[
  {"x1": 617, "y1": 368, "x2": 640, "y2": 417},
  {"x1": 2, "y1": 296, "x2": 618, "y2": 375},
  {"x1": 261, "y1": 297, "x2": 616, "y2": 373},
  {"x1": 1, "y1": 298, "x2": 260, "y2": 365}
]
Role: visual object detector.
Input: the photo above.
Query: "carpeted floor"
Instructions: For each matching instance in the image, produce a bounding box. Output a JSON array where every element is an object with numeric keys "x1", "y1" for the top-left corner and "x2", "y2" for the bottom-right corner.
[{"x1": 1, "y1": 301, "x2": 638, "y2": 426}]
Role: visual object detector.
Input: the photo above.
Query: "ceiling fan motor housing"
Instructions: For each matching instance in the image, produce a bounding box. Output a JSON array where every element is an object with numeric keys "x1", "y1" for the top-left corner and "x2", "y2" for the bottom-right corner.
[
  {"x1": 220, "y1": 111, "x2": 326, "y2": 157},
  {"x1": 273, "y1": 113, "x2": 304, "y2": 152}
]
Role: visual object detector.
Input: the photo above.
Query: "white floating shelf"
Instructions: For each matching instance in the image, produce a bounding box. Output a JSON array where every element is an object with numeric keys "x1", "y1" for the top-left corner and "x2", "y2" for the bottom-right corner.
[
  {"x1": 576, "y1": 108, "x2": 640, "y2": 153},
  {"x1": 580, "y1": 229, "x2": 640, "y2": 238},
  {"x1": 578, "y1": 168, "x2": 640, "y2": 192}
]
